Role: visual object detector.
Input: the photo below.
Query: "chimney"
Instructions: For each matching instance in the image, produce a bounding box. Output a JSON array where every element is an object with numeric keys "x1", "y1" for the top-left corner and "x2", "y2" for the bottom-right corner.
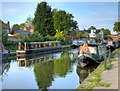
[{"x1": 7, "y1": 21, "x2": 10, "y2": 33}]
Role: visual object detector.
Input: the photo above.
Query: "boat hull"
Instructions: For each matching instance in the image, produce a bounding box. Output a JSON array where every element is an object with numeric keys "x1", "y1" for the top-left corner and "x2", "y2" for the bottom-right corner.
[
  {"x1": 77, "y1": 55, "x2": 101, "y2": 67},
  {"x1": 17, "y1": 46, "x2": 62, "y2": 58}
]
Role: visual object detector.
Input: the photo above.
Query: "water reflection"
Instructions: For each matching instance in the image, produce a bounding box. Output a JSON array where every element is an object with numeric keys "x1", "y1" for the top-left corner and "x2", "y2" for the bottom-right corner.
[
  {"x1": 34, "y1": 61, "x2": 54, "y2": 90},
  {"x1": 54, "y1": 52, "x2": 71, "y2": 77},
  {"x1": 34, "y1": 51, "x2": 73, "y2": 90},
  {"x1": 1, "y1": 59, "x2": 11, "y2": 76},
  {"x1": 1, "y1": 49, "x2": 98, "y2": 89},
  {"x1": 76, "y1": 64, "x2": 98, "y2": 84}
]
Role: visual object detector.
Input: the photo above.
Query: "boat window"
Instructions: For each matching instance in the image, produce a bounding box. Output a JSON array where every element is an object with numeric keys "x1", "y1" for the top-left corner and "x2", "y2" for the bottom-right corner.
[{"x1": 88, "y1": 47, "x2": 97, "y2": 54}]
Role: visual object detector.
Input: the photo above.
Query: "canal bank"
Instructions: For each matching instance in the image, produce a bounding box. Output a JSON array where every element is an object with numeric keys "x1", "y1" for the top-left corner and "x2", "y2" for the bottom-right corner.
[{"x1": 77, "y1": 48, "x2": 120, "y2": 90}]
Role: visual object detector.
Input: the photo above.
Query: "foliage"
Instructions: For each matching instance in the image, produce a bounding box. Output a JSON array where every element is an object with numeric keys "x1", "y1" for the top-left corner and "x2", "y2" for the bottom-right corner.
[
  {"x1": 88, "y1": 26, "x2": 96, "y2": 30},
  {"x1": 24, "y1": 32, "x2": 57, "y2": 42},
  {"x1": 54, "y1": 29, "x2": 64, "y2": 40},
  {"x1": 82, "y1": 32, "x2": 90, "y2": 40},
  {"x1": 2, "y1": 30, "x2": 8, "y2": 44},
  {"x1": 106, "y1": 63, "x2": 112, "y2": 70},
  {"x1": 98, "y1": 82, "x2": 111, "y2": 87},
  {"x1": 94, "y1": 34, "x2": 101, "y2": 42},
  {"x1": 77, "y1": 63, "x2": 104, "y2": 89},
  {"x1": 101, "y1": 28, "x2": 111, "y2": 35},
  {"x1": 53, "y1": 9, "x2": 78, "y2": 35},
  {"x1": 12, "y1": 24, "x2": 20, "y2": 30},
  {"x1": 113, "y1": 22, "x2": 120, "y2": 33},
  {"x1": 76, "y1": 32, "x2": 82, "y2": 39},
  {"x1": 20, "y1": 23, "x2": 26, "y2": 30},
  {"x1": 33, "y1": 2, "x2": 55, "y2": 36},
  {"x1": 5, "y1": 41, "x2": 18, "y2": 52}
]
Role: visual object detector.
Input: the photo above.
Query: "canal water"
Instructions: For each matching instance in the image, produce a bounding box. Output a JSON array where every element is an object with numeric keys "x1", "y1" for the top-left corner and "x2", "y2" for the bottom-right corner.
[{"x1": 0, "y1": 49, "x2": 98, "y2": 90}]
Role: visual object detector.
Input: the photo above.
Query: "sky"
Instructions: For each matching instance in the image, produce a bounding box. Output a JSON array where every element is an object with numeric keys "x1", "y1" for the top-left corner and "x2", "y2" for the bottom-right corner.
[{"x1": 1, "y1": 1, "x2": 119, "y2": 34}]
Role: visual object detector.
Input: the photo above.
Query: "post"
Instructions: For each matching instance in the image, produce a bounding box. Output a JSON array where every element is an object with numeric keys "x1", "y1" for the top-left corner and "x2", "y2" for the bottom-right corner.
[
  {"x1": 103, "y1": 43, "x2": 107, "y2": 70},
  {"x1": 24, "y1": 42, "x2": 27, "y2": 50},
  {"x1": 108, "y1": 46, "x2": 111, "y2": 63},
  {"x1": 18, "y1": 42, "x2": 21, "y2": 50}
]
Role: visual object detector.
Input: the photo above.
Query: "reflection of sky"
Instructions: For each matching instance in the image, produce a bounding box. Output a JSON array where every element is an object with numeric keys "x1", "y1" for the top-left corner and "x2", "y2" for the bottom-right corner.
[{"x1": 2, "y1": 60, "x2": 38, "y2": 89}]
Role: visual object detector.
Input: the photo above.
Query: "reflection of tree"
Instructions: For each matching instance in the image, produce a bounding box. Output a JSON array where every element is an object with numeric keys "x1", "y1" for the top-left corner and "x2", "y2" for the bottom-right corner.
[
  {"x1": 34, "y1": 61, "x2": 54, "y2": 90},
  {"x1": 54, "y1": 52, "x2": 71, "y2": 77}
]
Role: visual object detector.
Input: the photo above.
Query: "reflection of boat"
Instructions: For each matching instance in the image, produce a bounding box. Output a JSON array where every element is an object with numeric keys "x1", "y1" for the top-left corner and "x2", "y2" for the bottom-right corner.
[
  {"x1": 0, "y1": 43, "x2": 9, "y2": 60},
  {"x1": 76, "y1": 64, "x2": 98, "y2": 84},
  {"x1": 17, "y1": 54, "x2": 56, "y2": 67},
  {"x1": 16, "y1": 41, "x2": 62, "y2": 57},
  {"x1": 78, "y1": 43, "x2": 106, "y2": 67}
]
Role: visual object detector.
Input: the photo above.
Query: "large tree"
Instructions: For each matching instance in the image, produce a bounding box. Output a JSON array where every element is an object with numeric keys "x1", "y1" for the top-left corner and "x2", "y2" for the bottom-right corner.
[
  {"x1": 113, "y1": 22, "x2": 120, "y2": 33},
  {"x1": 33, "y1": 2, "x2": 55, "y2": 36},
  {"x1": 53, "y1": 9, "x2": 78, "y2": 36}
]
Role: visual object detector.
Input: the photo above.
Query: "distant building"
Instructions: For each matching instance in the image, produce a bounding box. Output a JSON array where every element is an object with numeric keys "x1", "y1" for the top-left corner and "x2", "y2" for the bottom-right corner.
[
  {"x1": 80, "y1": 29, "x2": 104, "y2": 40},
  {"x1": 2, "y1": 21, "x2": 11, "y2": 33},
  {"x1": 12, "y1": 30, "x2": 30, "y2": 36}
]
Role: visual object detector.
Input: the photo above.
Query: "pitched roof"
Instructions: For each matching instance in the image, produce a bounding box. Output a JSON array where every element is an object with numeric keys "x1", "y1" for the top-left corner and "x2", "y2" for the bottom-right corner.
[{"x1": 15, "y1": 30, "x2": 30, "y2": 36}]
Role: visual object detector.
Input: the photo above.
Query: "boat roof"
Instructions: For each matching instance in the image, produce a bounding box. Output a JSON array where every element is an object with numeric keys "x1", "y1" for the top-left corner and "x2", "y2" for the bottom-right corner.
[{"x1": 26, "y1": 41, "x2": 60, "y2": 44}]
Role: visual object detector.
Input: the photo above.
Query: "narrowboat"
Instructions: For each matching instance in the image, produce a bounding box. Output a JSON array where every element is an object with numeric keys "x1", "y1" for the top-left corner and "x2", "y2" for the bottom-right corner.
[
  {"x1": 78, "y1": 42, "x2": 107, "y2": 67},
  {"x1": 71, "y1": 40, "x2": 84, "y2": 48},
  {"x1": 16, "y1": 41, "x2": 62, "y2": 58}
]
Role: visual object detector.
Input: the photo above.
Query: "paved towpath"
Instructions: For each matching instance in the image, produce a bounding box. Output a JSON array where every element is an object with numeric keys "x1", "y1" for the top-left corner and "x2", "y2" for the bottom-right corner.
[{"x1": 94, "y1": 52, "x2": 120, "y2": 90}]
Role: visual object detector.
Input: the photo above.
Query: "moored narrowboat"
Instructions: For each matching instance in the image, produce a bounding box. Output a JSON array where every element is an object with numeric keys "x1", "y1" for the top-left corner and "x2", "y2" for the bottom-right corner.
[
  {"x1": 16, "y1": 41, "x2": 62, "y2": 58},
  {"x1": 78, "y1": 42, "x2": 107, "y2": 67}
]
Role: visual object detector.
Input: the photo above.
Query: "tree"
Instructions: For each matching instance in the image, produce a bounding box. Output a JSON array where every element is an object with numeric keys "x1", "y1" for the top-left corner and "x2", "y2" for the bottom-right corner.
[
  {"x1": 113, "y1": 22, "x2": 120, "y2": 33},
  {"x1": 54, "y1": 29, "x2": 64, "y2": 40},
  {"x1": 20, "y1": 23, "x2": 26, "y2": 30},
  {"x1": 101, "y1": 28, "x2": 111, "y2": 35},
  {"x1": 53, "y1": 10, "x2": 78, "y2": 36},
  {"x1": 82, "y1": 32, "x2": 90, "y2": 40},
  {"x1": 33, "y1": 2, "x2": 55, "y2": 36},
  {"x1": 12, "y1": 24, "x2": 20, "y2": 30},
  {"x1": 88, "y1": 26, "x2": 96, "y2": 30},
  {"x1": 76, "y1": 32, "x2": 82, "y2": 39}
]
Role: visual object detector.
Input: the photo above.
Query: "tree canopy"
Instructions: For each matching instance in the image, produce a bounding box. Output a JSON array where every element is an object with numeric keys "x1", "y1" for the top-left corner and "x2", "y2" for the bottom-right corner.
[
  {"x1": 53, "y1": 9, "x2": 78, "y2": 35},
  {"x1": 101, "y1": 28, "x2": 111, "y2": 35},
  {"x1": 12, "y1": 24, "x2": 20, "y2": 30},
  {"x1": 113, "y1": 22, "x2": 120, "y2": 33},
  {"x1": 88, "y1": 26, "x2": 96, "y2": 30},
  {"x1": 33, "y1": 2, "x2": 55, "y2": 36}
]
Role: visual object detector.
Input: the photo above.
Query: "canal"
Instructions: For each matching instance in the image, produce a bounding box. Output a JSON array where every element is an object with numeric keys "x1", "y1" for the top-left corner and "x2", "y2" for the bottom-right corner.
[{"x1": 0, "y1": 49, "x2": 98, "y2": 90}]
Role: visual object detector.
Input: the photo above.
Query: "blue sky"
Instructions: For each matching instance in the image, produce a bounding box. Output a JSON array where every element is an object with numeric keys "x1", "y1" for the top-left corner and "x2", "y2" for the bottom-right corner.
[{"x1": 1, "y1": 2, "x2": 118, "y2": 34}]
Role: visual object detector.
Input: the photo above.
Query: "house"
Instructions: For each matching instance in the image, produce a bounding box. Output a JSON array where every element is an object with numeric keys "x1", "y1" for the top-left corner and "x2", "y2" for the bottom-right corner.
[
  {"x1": 1, "y1": 21, "x2": 11, "y2": 33},
  {"x1": 80, "y1": 29, "x2": 104, "y2": 40}
]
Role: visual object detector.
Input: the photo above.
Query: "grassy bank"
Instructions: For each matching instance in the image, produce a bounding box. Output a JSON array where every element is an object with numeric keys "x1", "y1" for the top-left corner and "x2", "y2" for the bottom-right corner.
[{"x1": 77, "y1": 47, "x2": 120, "y2": 89}]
